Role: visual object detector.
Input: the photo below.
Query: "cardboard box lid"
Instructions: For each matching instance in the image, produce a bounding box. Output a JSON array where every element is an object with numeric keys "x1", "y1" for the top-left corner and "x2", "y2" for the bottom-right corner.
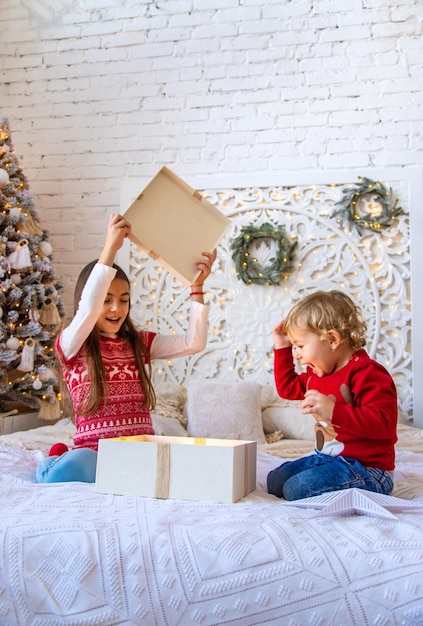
[{"x1": 123, "y1": 167, "x2": 231, "y2": 286}]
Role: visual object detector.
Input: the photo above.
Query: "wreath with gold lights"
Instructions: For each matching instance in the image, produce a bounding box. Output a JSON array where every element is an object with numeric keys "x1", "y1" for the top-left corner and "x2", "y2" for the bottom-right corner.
[
  {"x1": 332, "y1": 176, "x2": 404, "y2": 234},
  {"x1": 230, "y1": 222, "x2": 297, "y2": 286}
]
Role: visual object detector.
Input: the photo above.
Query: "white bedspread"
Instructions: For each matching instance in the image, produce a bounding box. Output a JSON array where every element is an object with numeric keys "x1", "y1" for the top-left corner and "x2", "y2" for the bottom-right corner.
[{"x1": 1, "y1": 427, "x2": 423, "y2": 625}]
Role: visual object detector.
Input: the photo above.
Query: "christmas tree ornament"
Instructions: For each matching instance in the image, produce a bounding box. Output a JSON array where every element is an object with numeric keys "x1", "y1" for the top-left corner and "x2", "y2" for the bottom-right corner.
[
  {"x1": 38, "y1": 297, "x2": 61, "y2": 325},
  {"x1": 39, "y1": 240, "x2": 53, "y2": 256},
  {"x1": 22, "y1": 213, "x2": 43, "y2": 236},
  {"x1": 6, "y1": 335, "x2": 20, "y2": 350},
  {"x1": 10, "y1": 273, "x2": 22, "y2": 285},
  {"x1": 17, "y1": 337, "x2": 35, "y2": 372},
  {"x1": 29, "y1": 302, "x2": 40, "y2": 323},
  {"x1": 0, "y1": 144, "x2": 10, "y2": 155},
  {"x1": 38, "y1": 365, "x2": 56, "y2": 381},
  {"x1": 32, "y1": 377, "x2": 43, "y2": 390},
  {"x1": 39, "y1": 396, "x2": 60, "y2": 420},
  {"x1": 0, "y1": 168, "x2": 9, "y2": 187},
  {"x1": 7, "y1": 238, "x2": 32, "y2": 270}
]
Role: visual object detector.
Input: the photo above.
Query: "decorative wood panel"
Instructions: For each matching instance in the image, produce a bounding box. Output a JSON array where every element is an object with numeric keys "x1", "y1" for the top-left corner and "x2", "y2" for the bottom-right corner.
[{"x1": 121, "y1": 169, "x2": 421, "y2": 425}]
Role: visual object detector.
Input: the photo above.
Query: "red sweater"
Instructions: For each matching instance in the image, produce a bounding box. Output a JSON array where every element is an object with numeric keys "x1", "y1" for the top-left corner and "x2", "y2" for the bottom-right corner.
[
  {"x1": 274, "y1": 347, "x2": 397, "y2": 470},
  {"x1": 56, "y1": 331, "x2": 156, "y2": 451}
]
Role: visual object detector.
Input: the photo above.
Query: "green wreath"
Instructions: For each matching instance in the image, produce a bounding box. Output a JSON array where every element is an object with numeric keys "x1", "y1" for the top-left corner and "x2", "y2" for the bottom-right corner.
[
  {"x1": 231, "y1": 222, "x2": 297, "y2": 286},
  {"x1": 332, "y1": 176, "x2": 404, "y2": 234}
]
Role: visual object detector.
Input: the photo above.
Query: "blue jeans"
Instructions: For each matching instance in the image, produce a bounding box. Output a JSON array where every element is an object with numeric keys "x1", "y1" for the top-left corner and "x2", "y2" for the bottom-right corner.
[
  {"x1": 36, "y1": 448, "x2": 98, "y2": 483},
  {"x1": 267, "y1": 451, "x2": 394, "y2": 501}
]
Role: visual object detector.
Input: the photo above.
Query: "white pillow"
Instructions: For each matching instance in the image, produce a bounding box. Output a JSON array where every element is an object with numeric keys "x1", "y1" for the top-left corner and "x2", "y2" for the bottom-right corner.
[
  {"x1": 260, "y1": 384, "x2": 279, "y2": 408},
  {"x1": 151, "y1": 413, "x2": 188, "y2": 437},
  {"x1": 154, "y1": 383, "x2": 187, "y2": 427},
  {"x1": 262, "y1": 403, "x2": 315, "y2": 441},
  {"x1": 186, "y1": 381, "x2": 266, "y2": 444}
]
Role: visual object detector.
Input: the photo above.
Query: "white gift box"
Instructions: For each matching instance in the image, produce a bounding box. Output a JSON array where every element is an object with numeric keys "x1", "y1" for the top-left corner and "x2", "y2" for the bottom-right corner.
[
  {"x1": 123, "y1": 166, "x2": 231, "y2": 286},
  {"x1": 95, "y1": 435, "x2": 257, "y2": 503}
]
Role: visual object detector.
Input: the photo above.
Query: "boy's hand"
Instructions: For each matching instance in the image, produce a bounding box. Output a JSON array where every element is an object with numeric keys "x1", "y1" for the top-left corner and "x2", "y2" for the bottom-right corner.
[
  {"x1": 302, "y1": 389, "x2": 335, "y2": 423},
  {"x1": 273, "y1": 321, "x2": 291, "y2": 349}
]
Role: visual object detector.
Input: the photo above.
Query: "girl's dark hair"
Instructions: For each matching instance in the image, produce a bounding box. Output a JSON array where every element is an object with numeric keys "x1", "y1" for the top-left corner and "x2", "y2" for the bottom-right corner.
[{"x1": 72, "y1": 260, "x2": 156, "y2": 416}]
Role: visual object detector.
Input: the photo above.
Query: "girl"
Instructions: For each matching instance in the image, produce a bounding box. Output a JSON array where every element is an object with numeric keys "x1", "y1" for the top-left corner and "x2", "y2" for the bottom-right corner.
[
  {"x1": 267, "y1": 290, "x2": 397, "y2": 501},
  {"x1": 36, "y1": 213, "x2": 216, "y2": 483}
]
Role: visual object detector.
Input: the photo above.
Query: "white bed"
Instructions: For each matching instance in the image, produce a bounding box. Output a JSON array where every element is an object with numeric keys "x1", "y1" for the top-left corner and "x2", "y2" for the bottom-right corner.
[
  {"x1": 1, "y1": 383, "x2": 423, "y2": 626},
  {"x1": 2, "y1": 166, "x2": 423, "y2": 624}
]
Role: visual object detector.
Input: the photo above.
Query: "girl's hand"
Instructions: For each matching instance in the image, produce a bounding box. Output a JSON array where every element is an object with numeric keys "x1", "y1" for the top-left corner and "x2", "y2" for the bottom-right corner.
[
  {"x1": 273, "y1": 321, "x2": 291, "y2": 349},
  {"x1": 106, "y1": 213, "x2": 132, "y2": 248},
  {"x1": 192, "y1": 248, "x2": 217, "y2": 287},
  {"x1": 302, "y1": 389, "x2": 335, "y2": 422},
  {"x1": 99, "y1": 213, "x2": 132, "y2": 267}
]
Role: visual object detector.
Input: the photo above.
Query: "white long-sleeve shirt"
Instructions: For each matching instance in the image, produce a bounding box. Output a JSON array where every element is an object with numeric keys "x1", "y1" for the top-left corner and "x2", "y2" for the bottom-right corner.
[{"x1": 60, "y1": 263, "x2": 209, "y2": 361}]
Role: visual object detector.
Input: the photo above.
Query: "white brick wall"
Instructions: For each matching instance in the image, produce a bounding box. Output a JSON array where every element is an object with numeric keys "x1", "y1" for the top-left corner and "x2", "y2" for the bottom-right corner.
[{"x1": 0, "y1": 0, "x2": 422, "y2": 313}]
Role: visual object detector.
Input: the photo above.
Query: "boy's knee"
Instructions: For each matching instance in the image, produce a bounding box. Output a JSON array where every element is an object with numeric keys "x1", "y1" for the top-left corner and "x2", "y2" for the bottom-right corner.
[{"x1": 267, "y1": 468, "x2": 285, "y2": 498}]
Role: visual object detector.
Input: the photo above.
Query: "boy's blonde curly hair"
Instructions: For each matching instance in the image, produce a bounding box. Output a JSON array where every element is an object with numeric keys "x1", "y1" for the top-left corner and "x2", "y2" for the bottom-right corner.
[{"x1": 282, "y1": 290, "x2": 367, "y2": 351}]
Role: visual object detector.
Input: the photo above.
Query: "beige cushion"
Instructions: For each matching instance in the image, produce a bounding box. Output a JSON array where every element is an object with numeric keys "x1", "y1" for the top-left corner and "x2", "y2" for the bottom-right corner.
[
  {"x1": 186, "y1": 381, "x2": 266, "y2": 443},
  {"x1": 151, "y1": 413, "x2": 188, "y2": 437},
  {"x1": 154, "y1": 383, "x2": 187, "y2": 427},
  {"x1": 262, "y1": 403, "x2": 315, "y2": 441}
]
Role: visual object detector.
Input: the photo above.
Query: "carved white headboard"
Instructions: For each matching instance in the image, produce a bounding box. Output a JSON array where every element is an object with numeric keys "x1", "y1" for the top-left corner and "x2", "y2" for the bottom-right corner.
[{"x1": 120, "y1": 168, "x2": 422, "y2": 428}]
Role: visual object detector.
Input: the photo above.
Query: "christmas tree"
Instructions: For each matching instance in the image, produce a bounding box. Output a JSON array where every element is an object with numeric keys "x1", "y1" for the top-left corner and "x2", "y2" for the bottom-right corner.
[{"x1": 0, "y1": 116, "x2": 65, "y2": 420}]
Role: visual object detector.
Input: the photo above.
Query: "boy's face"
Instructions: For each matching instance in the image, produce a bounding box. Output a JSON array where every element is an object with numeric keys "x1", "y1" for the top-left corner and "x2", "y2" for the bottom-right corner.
[
  {"x1": 288, "y1": 327, "x2": 336, "y2": 377},
  {"x1": 95, "y1": 277, "x2": 130, "y2": 335}
]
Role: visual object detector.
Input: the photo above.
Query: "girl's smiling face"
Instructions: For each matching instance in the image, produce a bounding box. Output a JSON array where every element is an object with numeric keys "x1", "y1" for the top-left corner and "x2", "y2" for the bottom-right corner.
[{"x1": 95, "y1": 277, "x2": 130, "y2": 334}]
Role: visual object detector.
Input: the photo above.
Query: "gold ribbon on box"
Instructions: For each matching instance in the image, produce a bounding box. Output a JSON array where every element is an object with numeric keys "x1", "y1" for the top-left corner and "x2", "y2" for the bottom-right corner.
[{"x1": 155, "y1": 443, "x2": 171, "y2": 499}]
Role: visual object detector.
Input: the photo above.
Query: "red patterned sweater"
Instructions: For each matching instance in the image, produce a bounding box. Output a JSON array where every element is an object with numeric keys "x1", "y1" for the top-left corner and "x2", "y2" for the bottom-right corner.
[{"x1": 56, "y1": 331, "x2": 157, "y2": 450}]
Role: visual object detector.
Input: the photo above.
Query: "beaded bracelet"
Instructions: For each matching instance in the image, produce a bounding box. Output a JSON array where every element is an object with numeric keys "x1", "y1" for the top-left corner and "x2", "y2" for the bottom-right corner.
[{"x1": 190, "y1": 291, "x2": 204, "y2": 296}]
